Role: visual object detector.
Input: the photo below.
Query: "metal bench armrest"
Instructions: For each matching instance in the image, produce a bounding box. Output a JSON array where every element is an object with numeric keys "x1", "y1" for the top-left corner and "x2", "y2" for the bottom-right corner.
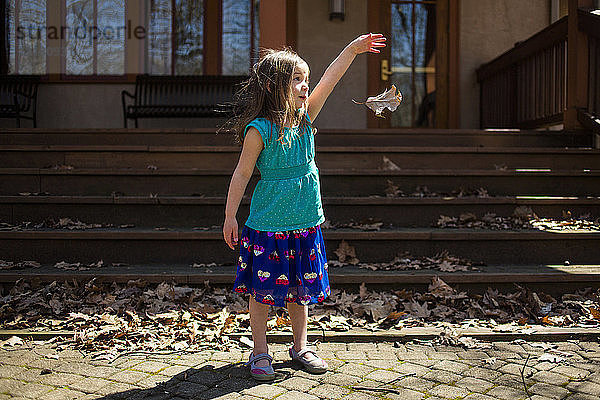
[{"x1": 121, "y1": 90, "x2": 136, "y2": 128}]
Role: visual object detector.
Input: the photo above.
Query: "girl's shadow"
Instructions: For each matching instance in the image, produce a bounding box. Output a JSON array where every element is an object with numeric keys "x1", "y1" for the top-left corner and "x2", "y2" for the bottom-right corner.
[{"x1": 95, "y1": 360, "x2": 299, "y2": 400}]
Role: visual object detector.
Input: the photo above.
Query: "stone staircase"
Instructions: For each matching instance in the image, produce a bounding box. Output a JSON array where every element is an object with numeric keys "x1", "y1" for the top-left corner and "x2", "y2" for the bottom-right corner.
[{"x1": 1, "y1": 128, "x2": 599, "y2": 290}]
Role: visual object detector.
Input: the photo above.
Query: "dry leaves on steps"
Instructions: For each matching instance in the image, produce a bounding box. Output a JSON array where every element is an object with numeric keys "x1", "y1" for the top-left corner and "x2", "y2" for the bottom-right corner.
[{"x1": 353, "y1": 85, "x2": 403, "y2": 117}]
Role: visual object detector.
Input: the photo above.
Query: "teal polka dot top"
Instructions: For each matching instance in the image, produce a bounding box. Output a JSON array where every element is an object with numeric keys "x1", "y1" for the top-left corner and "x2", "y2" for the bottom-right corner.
[{"x1": 242, "y1": 114, "x2": 325, "y2": 232}]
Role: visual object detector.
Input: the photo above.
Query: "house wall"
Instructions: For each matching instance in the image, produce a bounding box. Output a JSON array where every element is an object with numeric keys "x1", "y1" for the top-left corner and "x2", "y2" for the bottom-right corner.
[
  {"x1": 297, "y1": 0, "x2": 368, "y2": 129},
  {"x1": 1, "y1": 1, "x2": 556, "y2": 130},
  {"x1": 459, "y1": 0, "x2": 550, "y2": 128}
]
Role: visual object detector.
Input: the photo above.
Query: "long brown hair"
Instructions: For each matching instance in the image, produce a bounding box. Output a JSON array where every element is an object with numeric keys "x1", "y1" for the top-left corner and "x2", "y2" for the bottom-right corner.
[{"x1": 219, "y1": 48, "x2": 314, "y2": 146}]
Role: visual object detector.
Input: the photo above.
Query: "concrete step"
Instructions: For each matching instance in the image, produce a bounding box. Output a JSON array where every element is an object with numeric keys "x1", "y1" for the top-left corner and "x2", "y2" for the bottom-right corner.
[
  {"x1": 2, "y1": 195, "x2": 599, "y2": 228},
  {"x1": 2, "y1": 263, "x2": 600, "y2": 293},
  {"x1": 2, "y1": 167, "x2": 599, "y2": 197},
  {"x1": 0, "y1": 128, "x2": 592, "y2": 147},
  {"x1": 1, "y1": 228, "x2": 599, "y2": 265},
  {"x1": 2, "y1": 145, "x2": 600, "y2": 170}
]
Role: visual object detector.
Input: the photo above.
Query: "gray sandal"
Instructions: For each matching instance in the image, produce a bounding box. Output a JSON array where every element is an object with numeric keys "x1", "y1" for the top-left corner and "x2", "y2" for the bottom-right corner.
[{"x1": 289, "y1": 346, "x2": 328, "y2": 374}]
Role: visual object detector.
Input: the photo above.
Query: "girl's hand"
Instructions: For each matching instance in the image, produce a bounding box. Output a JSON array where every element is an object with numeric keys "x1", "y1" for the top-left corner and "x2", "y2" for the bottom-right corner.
[
  {"x1": 223, "y1": 217, "x2": 239, "y2": 250},
  {"x1": 350, "y1": 33, "x2": 387, "y2": 55}
]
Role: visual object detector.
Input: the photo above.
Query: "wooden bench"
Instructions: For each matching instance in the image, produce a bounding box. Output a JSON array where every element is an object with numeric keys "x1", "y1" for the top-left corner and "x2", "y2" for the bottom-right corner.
[
  {"x1": 121, "y1": 74, "x2": 247, "y2": 128},
  {"x1": 0, "y1": 75, "x2": 40, "y2": 128}
]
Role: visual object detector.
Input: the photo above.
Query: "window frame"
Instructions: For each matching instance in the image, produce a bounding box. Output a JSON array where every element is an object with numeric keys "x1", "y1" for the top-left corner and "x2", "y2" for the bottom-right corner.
[{"x1": 6, "y1": 0, "x2": 256, "y2": 83}]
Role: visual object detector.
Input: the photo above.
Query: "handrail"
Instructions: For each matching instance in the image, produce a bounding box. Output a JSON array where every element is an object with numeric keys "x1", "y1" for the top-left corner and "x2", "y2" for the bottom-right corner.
[
  {"x1": 477, "y1": 8, "x2": 599, "y2": 130},
  {"x1": 578, "y1": 9, "x2": 600, "y2": 39},
  {"x1": 476, "y1": 16, "x2": 567, "y2": 82}
]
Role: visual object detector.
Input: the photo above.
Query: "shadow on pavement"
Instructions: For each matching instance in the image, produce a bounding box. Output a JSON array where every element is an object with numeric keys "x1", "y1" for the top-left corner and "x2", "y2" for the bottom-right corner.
[{"x1": 95, "y1": 360, "x2": 297, "y2": 400}]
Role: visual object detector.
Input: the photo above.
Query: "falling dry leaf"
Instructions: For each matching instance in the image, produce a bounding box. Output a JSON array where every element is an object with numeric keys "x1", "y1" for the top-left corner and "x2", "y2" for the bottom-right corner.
[{"x1": 353, "y1": 85, "x2": 403, "y2": 117}]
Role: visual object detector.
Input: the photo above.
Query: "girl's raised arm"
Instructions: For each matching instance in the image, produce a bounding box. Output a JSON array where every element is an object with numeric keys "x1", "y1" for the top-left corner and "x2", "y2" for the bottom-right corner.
[{"x1": 307, "y1": 33, "x2": 386, "y2": 122}]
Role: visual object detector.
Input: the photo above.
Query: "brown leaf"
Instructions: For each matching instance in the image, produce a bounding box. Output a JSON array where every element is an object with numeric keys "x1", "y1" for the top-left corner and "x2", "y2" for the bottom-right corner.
[
  {"x1": 428, "y1": 277, "x2": 455, "y2": 296},
  {"x1": 382, "y1": 156, "x2": 401, "y2": 171},
  {"x1": 589, "y1": 307, "x2": 600, "y2": 320},
  {"x1": 404, "y1": 300, "x2": 431, "y2": 318},
  {"x1": 334, "y1": 240, "x2": 360, "y2": 265},
  {"x1": 353, "y1": 85, "x2": 403, "y2": 117}
]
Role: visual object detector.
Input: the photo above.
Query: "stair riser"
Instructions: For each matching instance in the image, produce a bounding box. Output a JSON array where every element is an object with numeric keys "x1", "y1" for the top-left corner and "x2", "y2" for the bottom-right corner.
[
  {"x1": 3, "y1": 151, "x2": 600, "y2": 170},
  {"x1": 2, "y1": 174, "x2": 599, "y2": 196},
  {"x1": 2, "y1": 236, "x2": 598, "y2": 265},
  {"x1": 0, "y1": 132, "x2": 591, "y2": 147},
  {"x1": 4, "y1": 202, "x2": 599, "y2": 228}
]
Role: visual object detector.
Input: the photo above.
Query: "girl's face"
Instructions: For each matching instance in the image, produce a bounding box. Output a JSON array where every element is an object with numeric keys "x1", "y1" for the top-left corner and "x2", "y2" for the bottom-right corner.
[{"x1": 291, "y1": 63, "x2": 310, "y2": 110}]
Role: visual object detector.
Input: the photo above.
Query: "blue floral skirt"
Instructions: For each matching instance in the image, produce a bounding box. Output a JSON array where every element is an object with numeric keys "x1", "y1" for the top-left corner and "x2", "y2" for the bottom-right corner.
[{"x1": 232, "y1": 224, "x2": 330, "y2": 307}]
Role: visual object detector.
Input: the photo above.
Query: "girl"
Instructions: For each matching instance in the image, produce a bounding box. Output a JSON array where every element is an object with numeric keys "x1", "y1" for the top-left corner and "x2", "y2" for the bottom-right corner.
[{"x1": 222, "y1": 33, "x2": 386, "y2": 380}]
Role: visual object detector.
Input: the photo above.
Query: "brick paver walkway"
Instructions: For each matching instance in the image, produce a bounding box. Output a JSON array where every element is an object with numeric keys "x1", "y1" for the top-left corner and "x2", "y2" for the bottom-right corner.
[{"x1": 1, "y1": 339, "x2": 600, "y2": 399}]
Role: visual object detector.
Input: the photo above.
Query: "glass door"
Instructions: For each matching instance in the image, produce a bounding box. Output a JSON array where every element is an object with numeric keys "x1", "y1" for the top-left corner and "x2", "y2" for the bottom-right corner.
[
  {"x1": 369, "y1": 0, "x2": 438, "y2": 128},
  {"x1": 389, "y1": 1, "x2": 436, "y2": 127}
]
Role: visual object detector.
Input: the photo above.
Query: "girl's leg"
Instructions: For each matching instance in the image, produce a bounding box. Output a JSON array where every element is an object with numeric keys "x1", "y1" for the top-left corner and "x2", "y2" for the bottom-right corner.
[
  {"x1": 249, "y1": 296, "x2": 270, "y2": 367},
  {"x1": 287, "y1": 302, "x2": 318, "y2": 363}
]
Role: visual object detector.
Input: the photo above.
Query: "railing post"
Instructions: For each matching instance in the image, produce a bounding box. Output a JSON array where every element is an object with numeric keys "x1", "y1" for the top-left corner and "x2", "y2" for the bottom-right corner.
[{"x1": 564, "y1": 0, "x2": 591, "y2": 130}]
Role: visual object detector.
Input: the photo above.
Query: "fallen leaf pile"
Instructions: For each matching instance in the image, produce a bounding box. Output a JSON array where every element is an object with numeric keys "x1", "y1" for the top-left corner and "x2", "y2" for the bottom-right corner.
[
  {"x1": 331, "y1": 250, "x2": 481, "y2": 272},
  {"x1": 2, "y1": 277, "x2": 599, "y2": 360},
  {"x1": 0, "y1": 259, "x2": 128, "y2": 271},
  {"x1": 530, "y1": 217, "x2": 600, "y2": 232},
  {"x1": 46, "y1": 164, "x2": 74, "y2": 170},
  {"x1": 353, "y1": 85, "x2": 403, "y2": 117},
  {"x1": 386, "y1": 181, "x2": 490, "y2": 198},
  {"x1": 321, "y1": 219, "x2": 384, "y2": 231},
  {"x1": 436, "y1": 206, "x2": 600, "y2": 232},
  {"x1": 18, "y1": 191, "x2": 51, "y2": 196},
  {"x1": 0, "y1": 218, "x2": 124, "y2": 231},
  {"x1": 0, "y1": 260, "x2": 42, "y2": 270},
  {"x1": 330, "y1": 242, "x2": 481, "y2": 272}
]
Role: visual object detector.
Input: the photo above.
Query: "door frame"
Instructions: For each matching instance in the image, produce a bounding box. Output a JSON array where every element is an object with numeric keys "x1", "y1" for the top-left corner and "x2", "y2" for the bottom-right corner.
[{"x1": 367, "y1": 0, "x2": 460, "y2": 128}]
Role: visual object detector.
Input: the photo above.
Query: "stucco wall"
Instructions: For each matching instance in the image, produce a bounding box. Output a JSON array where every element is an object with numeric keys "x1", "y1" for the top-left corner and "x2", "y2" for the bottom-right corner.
[
  {"x1": 297, "y1": 0, "x2": 368, "y2": 129},
  {"x1": 459, "y1": 0, "x2": 550, "y2": 128}
]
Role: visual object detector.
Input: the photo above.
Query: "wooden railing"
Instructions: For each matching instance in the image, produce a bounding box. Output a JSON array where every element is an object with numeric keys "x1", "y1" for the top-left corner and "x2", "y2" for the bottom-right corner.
[
  {"x1": 477, "y1": 8, "x2": 600, "y2": 131},
  {"x1": 580, "y1": 11, "x2": 600, "y2": 118}
]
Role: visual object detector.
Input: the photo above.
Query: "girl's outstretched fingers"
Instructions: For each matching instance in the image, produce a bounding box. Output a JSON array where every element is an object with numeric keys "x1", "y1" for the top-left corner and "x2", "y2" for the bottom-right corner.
[{"x1": 353, "y1": 33, "x2": 387, "y2": 55}]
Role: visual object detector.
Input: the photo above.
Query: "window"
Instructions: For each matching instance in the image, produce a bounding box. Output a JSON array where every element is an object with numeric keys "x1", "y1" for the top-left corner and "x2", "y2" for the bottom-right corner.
[
  {"x1": 5, "y1": 0, "x2": 258, "y2": 78},
  {"x1": 146, "y1": 0, "x2": 258, "y2": 75},
  {"x1": 222, "y1": 0, "x2": 259, "y2": 75},
  {"x1": 390, "y1": 0, "x2": 436, "y2": 127},
  {"x1": 8, "y1": 0, "x2": 47, "y2": 74},
  {"x1": 65, "y1": 0, "x2": 125, "y2": 75}
]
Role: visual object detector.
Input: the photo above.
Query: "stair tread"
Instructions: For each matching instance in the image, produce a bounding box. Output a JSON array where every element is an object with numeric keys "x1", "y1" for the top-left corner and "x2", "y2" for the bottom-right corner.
[
  {"x1": 0, "y1": 127, "x2": 591, "y2": 135},
  {"x1": 2, "y1": 167, "x2": 600, "y2": 175},
  {"x1": 2, "y1": 145, "x2": 599, "y2": 153},
  {"x1": 2, "y1": 194, "x2": 600, "y2": 204},
  {"x1": 2, "y1": 263, "x2": 600, "y2": 284},
  {"x1": 2, "y1": 227, "x2": 599, "y2": 239}
]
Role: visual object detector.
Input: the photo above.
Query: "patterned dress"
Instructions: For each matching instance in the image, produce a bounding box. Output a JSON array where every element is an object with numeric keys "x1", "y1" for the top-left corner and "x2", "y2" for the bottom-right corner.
[{"x1": 232, "y1": 115, "x2": 330, "y2": 307}]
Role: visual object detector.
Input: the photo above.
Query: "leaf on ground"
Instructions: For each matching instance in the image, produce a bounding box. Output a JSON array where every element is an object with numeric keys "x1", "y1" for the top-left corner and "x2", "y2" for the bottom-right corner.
[
  {"x1": 0, "y1": 336, "x2": 24, "y2": 347},
  {"x1": 334, "y1": 240, "x2": 360, "y2": 265},
  {"x1": 538, "y1": 353, "x2": 566, "y2": 363},
  {"x1": 428, "y1": 277, "x2": 455, "y2": 297},
  {"x1": 382, "y1": 156, "x2": 401, "y2": 171},
  {"x1": 404, "y1": 300, "x2": 431, "y2": 319},
  {"x1": 353, "y1": 85, "x2": 403, "y2": 117},
  {"x1": 239, "y1": 336, "x2": 254, "y2": 348}
]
